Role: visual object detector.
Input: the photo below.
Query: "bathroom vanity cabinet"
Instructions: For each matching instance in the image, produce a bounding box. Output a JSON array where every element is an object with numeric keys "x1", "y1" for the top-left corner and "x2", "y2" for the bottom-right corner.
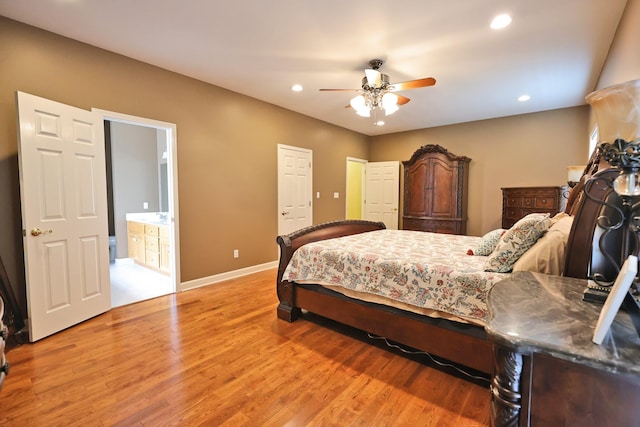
[{"x1": 127, "y1": 218, "x2": 170, "y2": 274}]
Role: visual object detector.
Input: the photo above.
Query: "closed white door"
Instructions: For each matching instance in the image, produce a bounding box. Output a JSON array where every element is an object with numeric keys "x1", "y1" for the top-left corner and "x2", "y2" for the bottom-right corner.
[
  {"x1": 364, "y1": 161, "x2": 400, "y2": 229},
  {"x1": 278, "y1": 144, "x2": 312, "y2": 235},
  {"x1": 17, "y1": 92, "x2": 111, "y2": 341}
]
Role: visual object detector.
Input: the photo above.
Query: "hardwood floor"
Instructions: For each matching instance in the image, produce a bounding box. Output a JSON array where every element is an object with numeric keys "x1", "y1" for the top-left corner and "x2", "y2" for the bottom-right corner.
[{"x1": 0, "y1": 269, "x2": 490, "y2": 426}]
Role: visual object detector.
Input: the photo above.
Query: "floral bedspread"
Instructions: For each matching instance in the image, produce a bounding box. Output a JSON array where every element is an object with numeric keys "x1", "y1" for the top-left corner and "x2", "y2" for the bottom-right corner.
[{"x1": 282, "y1": 229, "x2": 509, "y2": 324}]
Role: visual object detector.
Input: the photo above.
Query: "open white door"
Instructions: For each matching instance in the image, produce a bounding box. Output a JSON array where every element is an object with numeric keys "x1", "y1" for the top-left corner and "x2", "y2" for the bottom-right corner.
[
  {"x1": 17, "y1": 92, "x2": 111, "y2": 341},
  {"x1": 364, "y1": 161, "x2": 400, "y2": 229},
  {"x1": 278, "y1": 144, "x2": 312, "y2": 235}
]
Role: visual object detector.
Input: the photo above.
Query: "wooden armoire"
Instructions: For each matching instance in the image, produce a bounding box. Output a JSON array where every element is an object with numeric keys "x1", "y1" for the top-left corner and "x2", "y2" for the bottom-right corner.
[{"x1": 402, "y1": 144, "x2": 471, "y2": 235}]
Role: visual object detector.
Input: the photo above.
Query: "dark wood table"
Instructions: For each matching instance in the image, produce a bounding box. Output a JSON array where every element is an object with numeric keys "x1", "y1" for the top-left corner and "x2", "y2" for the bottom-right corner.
[{"x1": 486, "y1": 272, "x2": 640, "y2": 427}]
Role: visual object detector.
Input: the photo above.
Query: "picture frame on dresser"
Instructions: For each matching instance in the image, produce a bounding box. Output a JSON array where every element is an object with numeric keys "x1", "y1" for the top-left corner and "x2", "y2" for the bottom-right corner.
[{"x1": 592, "y1": 255, "x2": 637, "y2": 344}]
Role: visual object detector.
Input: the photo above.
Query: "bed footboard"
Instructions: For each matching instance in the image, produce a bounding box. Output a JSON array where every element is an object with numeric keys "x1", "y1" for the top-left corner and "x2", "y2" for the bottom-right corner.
[{"x1": 275, "y1": 220, "x2": 386, "y2": 321}]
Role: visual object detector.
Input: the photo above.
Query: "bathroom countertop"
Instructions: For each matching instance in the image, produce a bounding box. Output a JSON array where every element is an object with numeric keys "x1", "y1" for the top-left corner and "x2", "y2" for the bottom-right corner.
[{"x1": 125, "y1": 212, "x2": 170, "y2": 226}]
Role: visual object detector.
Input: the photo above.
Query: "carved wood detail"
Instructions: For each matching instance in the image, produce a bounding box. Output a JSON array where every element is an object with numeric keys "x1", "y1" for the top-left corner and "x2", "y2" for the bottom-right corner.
[
  {"x1": 404, "y1": 144, "x2": 471, "y2": 164},
  {"x1": 490, "y1": 346, "x2": 524, "y2": 427}
]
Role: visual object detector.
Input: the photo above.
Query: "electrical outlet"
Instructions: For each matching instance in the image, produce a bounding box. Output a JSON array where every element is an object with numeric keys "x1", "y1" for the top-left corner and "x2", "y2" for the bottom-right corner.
[
  {"x1": 333, "y1": 192, "x2": 339, "y2": 199},
  {"x1": 143, "y1": 202, "x2": 149, "y2": 209},
  {"x1": 233, "y1": 249, "x2": 239, "y2": 258}
]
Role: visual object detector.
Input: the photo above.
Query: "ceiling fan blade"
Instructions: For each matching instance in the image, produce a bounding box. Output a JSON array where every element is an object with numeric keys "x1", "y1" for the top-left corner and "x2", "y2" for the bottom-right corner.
[
  {"x1": 364, "y1": 68, "x2": 382, "y2": 87},
  {"x1": 319, "y1": 88, "x2": 359, "y2": 92},
  {"x1": 390, "y1": 77, "x2": 436, "y2": 91},
  {"x1": 397, "y1": 94, "x2": 411, "y2": 105}
]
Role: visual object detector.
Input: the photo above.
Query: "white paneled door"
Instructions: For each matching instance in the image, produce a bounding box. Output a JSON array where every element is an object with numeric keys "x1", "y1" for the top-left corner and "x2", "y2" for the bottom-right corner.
[
  {"x1": 278, "y1": 144, "x2": 312, "y2": 236},
  {"x1": 17, "y1": 92, "x2": 111, "y2": 341},
  {"x1": 364, "y1": 161, "x2": 400, "y2": 229}
]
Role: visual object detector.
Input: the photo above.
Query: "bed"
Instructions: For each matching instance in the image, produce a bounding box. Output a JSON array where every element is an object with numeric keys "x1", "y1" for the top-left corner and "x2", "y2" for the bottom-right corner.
[{"x1": 275, "y1": 162, "x2": 613, "y2": 375}]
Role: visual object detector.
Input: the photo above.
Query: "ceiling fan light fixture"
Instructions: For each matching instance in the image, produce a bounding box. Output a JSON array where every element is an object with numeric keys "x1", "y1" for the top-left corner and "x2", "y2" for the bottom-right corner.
[
  {"x1": 364, "y1": 69, "x2": 382, "y2": 88},
  {"x1": 356, "y1": 107, "x2": 371, "y2": 117},
  {"x1": 350, "y1": 94, "x2": 365, "y2": 109},
  {"x1": 350, "y1": 94, "x2": 371, "y2": 117},
  {"x1": 382, "y1": 92, "x2": 399, "y2": 115},
  {"x1": 321, "y1": 59, "x2": 436, "y2": 124},
  {"x1": 384, "y1": 104, "x2": 399, "y2": 116}
]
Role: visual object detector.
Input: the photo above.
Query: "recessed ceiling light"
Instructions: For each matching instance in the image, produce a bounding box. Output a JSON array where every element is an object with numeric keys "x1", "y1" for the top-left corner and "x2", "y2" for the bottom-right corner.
[
  {"x1": 491, "y1": 14, "x2": 512, "y2": 30},
  {"x1": 291, "y1": 84, "x2": 303, "y2": 92},
  {"x1": 518, "y1": 94, "x2": 531, "y2": 102}
]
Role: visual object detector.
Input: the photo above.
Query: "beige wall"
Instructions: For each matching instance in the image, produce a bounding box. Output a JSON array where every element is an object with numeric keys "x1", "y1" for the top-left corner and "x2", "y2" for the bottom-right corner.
[
  {"x1": 370, "y1": 107, "x2": 591, "y2": 236},
  {"x1": 0, "y1": 17, "x2": 369, "y2": 313},
  {"x1": 587, "y1": 0, "x2": 640, "y2": 154},
  {"x1": 1, "y1": 6, "x2": 633, "y2": 317},
  {"x1": 596, "y1": 0, "x2": 640, "y2": 89}
]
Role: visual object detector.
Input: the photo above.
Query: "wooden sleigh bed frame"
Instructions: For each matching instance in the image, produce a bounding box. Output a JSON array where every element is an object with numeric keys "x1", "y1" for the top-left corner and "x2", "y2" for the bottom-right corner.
[{"x1": 275, "y1": 162, "x2": 614, "y2": 375}]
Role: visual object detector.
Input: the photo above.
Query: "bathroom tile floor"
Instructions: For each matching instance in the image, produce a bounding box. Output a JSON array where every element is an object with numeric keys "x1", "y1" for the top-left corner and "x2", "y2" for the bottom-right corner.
[{"x1": 110, "y1": 259, "x2": 173, "y2": 307}]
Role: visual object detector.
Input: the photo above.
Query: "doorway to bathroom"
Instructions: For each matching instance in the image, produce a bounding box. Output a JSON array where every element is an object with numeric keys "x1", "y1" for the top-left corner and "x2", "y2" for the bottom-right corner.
[{"x1": 98, "y1": 109, "x2": 180, "y2": 307}]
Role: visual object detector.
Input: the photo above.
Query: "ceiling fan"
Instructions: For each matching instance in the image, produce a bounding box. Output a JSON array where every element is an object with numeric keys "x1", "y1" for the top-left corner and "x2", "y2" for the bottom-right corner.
[{"x1": 319, "y1": 59, "x2": 436, "y2": 123}]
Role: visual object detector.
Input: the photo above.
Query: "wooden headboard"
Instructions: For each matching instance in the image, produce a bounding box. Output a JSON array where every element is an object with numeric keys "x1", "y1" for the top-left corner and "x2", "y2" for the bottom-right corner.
[
  {"x1": 564, "y1": 143, "x2": 604, "y2": 216},
  {"x1": 564, "y1": 167, "x2": 620, "y2": 279}
]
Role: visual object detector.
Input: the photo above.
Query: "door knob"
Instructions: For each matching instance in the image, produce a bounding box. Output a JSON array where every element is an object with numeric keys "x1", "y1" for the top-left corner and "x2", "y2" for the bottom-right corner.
[
  {"x1": 30, "y1": 227, "x2": 53, "y2": 237},
  {"x1": 281, "y1": 210, "x2": 290, "y2": 216}
]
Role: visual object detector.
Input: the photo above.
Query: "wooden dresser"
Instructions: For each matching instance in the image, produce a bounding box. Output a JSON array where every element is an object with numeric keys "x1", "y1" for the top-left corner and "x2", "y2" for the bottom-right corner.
[
  {"x1": 402, "y1": 144, "x2": 471, "y2": 235},
  {"x1": 501, "y1": 186, "x2": 567, "y2": 228}
]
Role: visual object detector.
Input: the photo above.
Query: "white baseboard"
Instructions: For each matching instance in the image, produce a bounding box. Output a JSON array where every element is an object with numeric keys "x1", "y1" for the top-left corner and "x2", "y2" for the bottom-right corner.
[{"x1": 179, "y1": 260, "x2": 278, "y2": 292}]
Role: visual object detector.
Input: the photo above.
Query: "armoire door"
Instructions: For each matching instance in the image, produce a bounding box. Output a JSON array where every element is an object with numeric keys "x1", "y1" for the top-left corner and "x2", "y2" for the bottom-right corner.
[
  {"x1": 405, "y1": 159, "x2": 429, "y2": 217},
  {"x1": 429, "y1": 157, "x2": 458, "y2": 218}
]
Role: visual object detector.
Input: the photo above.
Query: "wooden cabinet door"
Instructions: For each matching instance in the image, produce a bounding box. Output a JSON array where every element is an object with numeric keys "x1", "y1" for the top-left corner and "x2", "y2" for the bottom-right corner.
[
  {"x1": 405, "y1": 159, "x2": 429, "y2": 217},
  {"x1": 160, "y1": 237, "x2": 170, "y2": 272},
  {"x1": 127, "y1": 232, "x2": 138, "y2": 259},
  {"x1": 127, "y1": 221, "x2": 146, "y2": 263},
  {"x1": 430, "y1": 158, "x2": 456, "y2": 218}
]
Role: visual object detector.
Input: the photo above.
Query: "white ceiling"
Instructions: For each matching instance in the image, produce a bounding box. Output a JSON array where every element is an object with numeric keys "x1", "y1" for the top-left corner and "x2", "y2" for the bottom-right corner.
[{"x1": 0, "y1": 0, "x2": 629, "y2": 136}]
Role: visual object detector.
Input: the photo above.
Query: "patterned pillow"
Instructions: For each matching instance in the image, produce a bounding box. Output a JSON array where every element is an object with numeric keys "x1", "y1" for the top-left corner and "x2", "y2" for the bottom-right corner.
[
  {"x1": 484, "y1": 213, "x2": 553, "y2": 272},
  {"x1": 474, "y1": 228, "x2": 506, "y2": 256}
]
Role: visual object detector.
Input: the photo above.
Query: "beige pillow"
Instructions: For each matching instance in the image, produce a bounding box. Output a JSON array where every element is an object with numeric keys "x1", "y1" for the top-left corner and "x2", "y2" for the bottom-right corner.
[
  {"x1": 550, "y1": 212, "x2": 570, "y2": 224},
  {"x1": 513, "y1": 216, "x2": 574, "y2": 275}
]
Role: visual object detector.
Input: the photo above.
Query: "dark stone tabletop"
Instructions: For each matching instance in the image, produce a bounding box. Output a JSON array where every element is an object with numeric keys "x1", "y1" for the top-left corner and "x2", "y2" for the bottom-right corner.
[{"x1": 486, "y1": 271, "x2": 640, "y2": 377}]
